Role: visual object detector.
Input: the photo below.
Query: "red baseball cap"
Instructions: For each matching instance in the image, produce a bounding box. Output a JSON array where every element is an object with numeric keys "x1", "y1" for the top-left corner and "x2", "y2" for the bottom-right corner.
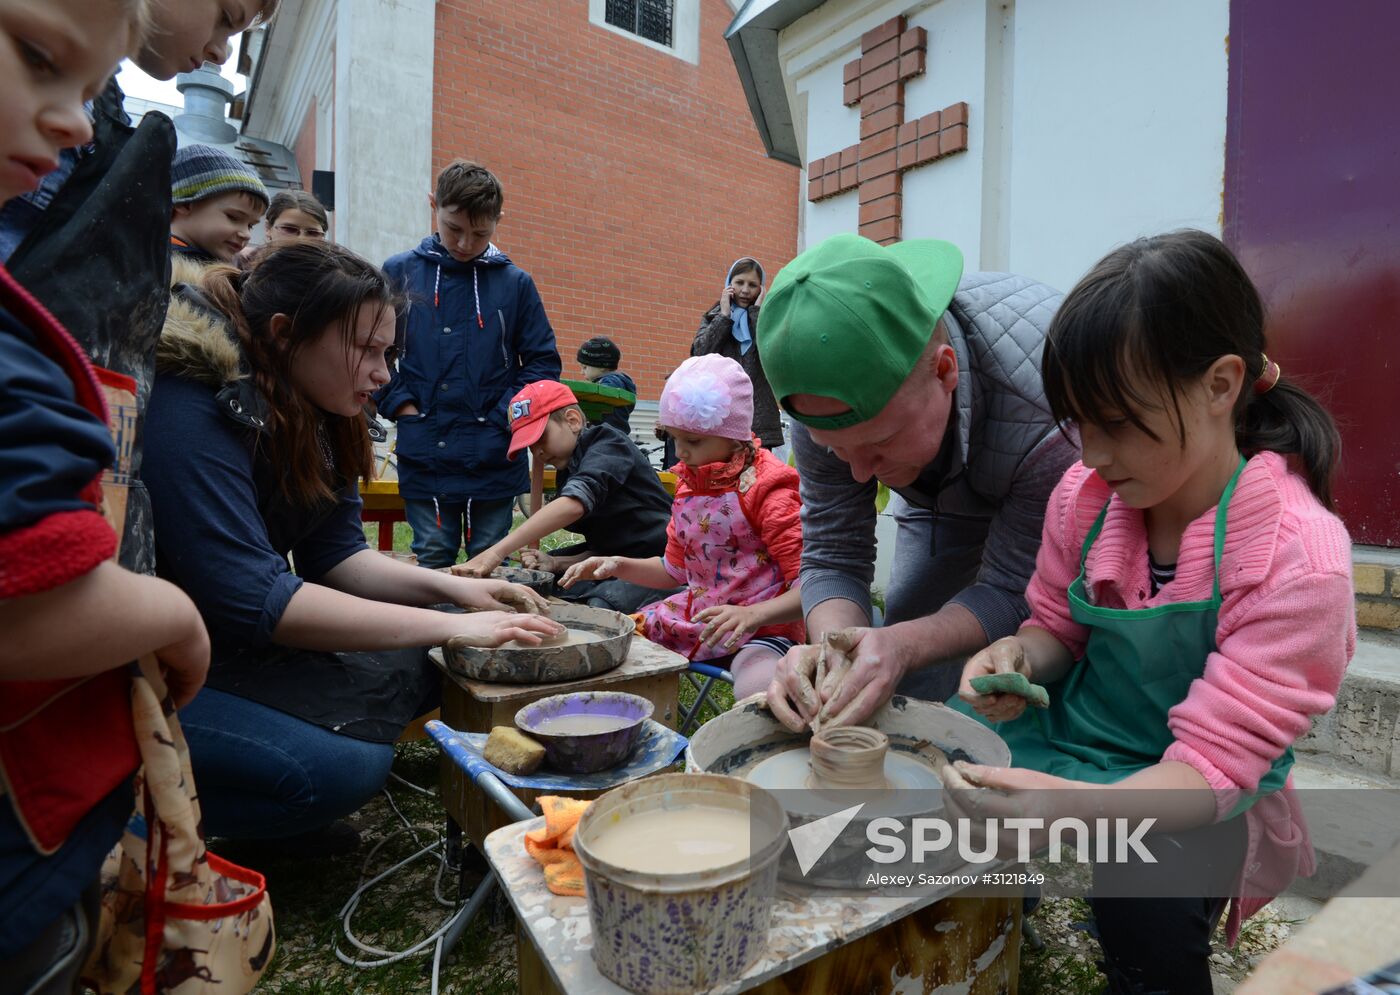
[{"x1": 506, "y1": 380, "x2": 579, "y2": 460}]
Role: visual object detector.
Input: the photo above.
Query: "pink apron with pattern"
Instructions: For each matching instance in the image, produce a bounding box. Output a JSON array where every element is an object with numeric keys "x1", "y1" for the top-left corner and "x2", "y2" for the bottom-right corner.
[{"x1": 639, "y1": 489, "x2": 788, "y2": 661}]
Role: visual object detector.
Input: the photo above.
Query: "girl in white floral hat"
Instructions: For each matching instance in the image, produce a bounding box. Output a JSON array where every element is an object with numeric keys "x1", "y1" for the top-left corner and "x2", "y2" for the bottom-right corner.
[{"x1": 562, "y1": 355, "x2": 804, "y2": 697}]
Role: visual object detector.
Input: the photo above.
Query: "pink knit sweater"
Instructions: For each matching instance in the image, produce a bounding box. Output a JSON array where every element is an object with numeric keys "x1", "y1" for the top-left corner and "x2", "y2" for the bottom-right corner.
[{"x1": 1024, "y1": 452, "x2": 1356, "y2": 942}]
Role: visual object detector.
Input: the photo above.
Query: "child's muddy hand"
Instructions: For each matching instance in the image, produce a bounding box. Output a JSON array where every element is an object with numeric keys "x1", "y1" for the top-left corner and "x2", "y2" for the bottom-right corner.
[
  {"x1": 692, "y1": 604, "x2": 756, "y2": 650},
  {"x1": 456, "y1": 549, "x2": 505, "y2": 578},
  {"x1": 958, "y1": 636, "x2": 1029, "y2": 722},
  {"x1": 520, "y1": 549, "x2": 557, "y2": 573},
  {"x1": 559, "y1": 556, "x2": 618, "y2": 588}
]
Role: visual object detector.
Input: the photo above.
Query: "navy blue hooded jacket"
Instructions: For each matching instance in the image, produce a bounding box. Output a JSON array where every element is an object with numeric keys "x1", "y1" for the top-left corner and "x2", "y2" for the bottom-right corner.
[{"x1": 376, "y1": 236, "x2": 560, "y2": 501}]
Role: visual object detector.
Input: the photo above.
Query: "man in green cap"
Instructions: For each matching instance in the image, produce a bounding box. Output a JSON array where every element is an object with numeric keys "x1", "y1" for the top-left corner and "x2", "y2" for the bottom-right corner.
[{"x1": 756, "y1": 232, "x2": 1077, "y2": 730}]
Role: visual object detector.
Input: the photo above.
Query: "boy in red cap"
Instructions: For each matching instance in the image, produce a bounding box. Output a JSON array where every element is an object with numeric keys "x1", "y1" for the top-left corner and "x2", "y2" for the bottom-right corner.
[{"x1": 455, "y1": 381, "x2": 677, "y2": 613}]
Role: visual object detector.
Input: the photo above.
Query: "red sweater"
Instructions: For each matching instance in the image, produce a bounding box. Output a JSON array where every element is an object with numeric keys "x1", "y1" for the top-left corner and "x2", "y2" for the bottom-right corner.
[{"x1": 0, "y1": 264, "x2": 137, "y2": 855}]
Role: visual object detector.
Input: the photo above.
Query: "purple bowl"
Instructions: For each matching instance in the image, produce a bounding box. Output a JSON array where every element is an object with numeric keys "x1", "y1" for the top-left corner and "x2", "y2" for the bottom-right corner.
[{"x1": 515, "y1": 692, "x2": 654, "y2": 774}]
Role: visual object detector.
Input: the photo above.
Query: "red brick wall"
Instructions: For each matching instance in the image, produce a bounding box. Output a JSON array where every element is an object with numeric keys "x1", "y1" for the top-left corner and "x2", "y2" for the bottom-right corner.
[{"x1": 431, "y1": 0, "x2": 798, "y2": 398}]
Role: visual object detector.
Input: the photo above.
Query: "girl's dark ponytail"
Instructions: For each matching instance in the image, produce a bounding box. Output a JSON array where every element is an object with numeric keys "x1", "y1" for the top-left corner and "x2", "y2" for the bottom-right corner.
[
  {"x1": 1045, "y1": 230, "x2": 1343, "y2": 510},
  {"x1": 1239, "y1": 375, "x2": 1341, "y2": 510}
]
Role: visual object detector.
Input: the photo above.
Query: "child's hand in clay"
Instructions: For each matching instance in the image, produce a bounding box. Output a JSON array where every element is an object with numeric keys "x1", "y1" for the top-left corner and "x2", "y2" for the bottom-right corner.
[
  {"x1": 693, "y1": 603, "x2": 760, "y2": 650},
  {"x1": 959, "y1": 636, "x2": 1036, "y2": 723},
  {"x1": 453, "y1": 548, "x2": 504, "y2": 578},
  {"x1": 559, "y1": 556, "x2": 621, "y2": 588},
  {"x1": 519, "y1": 548, "x2": 559, "y2": 573}
]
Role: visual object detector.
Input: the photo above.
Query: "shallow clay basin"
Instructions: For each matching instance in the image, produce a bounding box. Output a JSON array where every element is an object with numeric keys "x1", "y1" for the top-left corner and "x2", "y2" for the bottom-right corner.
[
  {"x1": 491, "y1": 565, "x2": 555, "y2": 594},
  {"x1": 440, "y1": 603, "x2": 634, "y2": 684},
  {"x1": 515, "y1": 690, "x2": 653, "y2": 773}
]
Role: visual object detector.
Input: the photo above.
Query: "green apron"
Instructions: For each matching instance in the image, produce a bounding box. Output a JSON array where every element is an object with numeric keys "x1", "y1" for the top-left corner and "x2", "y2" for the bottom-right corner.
[{"x1": 954, "y1": 458, "x2": 1291, "y2": 811}]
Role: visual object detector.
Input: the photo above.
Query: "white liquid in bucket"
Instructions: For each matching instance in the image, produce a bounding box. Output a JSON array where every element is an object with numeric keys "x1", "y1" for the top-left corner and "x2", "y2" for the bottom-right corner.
[
  {"x1": 533, "y1": 713, "x2": 637, "y2": 735},
  {"x1": 589, "y1": 806, "x2": 751, "y2": 874},
  {"x1": 500, "y1": 627, "x2": 605, "y2": 649}
]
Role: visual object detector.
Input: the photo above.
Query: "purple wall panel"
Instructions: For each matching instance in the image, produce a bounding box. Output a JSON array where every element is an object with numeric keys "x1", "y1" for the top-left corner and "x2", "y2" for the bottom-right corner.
[{"x1": 1224, "y1": 0, "x2": 1400, "y2": 544}]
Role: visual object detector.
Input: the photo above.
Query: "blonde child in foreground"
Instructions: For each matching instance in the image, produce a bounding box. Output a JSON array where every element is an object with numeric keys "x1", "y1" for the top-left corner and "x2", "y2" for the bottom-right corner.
[{"x1": 562, "y1": 355, "x2": 804, "y2": 697}]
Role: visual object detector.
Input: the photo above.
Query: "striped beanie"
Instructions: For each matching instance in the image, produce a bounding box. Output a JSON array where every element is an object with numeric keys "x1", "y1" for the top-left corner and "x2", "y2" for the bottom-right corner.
[{"x1": 171, "y1": 144, "x2": 269, "y2": 209}]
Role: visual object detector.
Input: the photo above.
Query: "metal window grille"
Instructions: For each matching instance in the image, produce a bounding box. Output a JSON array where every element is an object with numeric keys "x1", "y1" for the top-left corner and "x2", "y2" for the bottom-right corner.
[{"x1": 605, "y1": 0, "x2": 674, "y2": 47}]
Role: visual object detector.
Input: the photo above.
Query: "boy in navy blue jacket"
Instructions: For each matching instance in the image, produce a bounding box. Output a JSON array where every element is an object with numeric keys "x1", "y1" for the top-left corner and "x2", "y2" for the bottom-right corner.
[{"x1": 377, "y1": 160, "x2": 561, "y2": 567}]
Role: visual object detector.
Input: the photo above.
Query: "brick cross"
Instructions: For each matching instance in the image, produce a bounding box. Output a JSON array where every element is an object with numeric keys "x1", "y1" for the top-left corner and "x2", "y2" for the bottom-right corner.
[{"x1": 806, "y1": 15, "x2": 970, "y2": 245}]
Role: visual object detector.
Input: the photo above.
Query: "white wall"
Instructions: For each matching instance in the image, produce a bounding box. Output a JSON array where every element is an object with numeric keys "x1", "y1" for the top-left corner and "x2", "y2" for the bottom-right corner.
[
  {"x1": 897, "y1": 0, "x2": 989, "y2": 260},
  {"x1": 1006, "y1": 0, "x2": 1229, "y2": 292},
  {"x1": 779, "y1": 0, "x2": 1228, "y2": 292},
  {"x1": 334, "y1": 0, "x2": 437, "y2": 266}
]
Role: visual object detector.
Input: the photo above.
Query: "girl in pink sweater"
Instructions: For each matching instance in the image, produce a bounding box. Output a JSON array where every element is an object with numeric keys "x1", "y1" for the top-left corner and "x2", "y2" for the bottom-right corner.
[{"x1": 947, "y1": 231, "x2": 1355, "y2": 994}]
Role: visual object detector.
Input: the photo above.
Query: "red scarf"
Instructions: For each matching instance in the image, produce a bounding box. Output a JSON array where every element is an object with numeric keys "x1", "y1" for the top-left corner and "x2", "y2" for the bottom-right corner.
[{"x1": 674, "y1": 438, "x2": 759, "y2": 494}]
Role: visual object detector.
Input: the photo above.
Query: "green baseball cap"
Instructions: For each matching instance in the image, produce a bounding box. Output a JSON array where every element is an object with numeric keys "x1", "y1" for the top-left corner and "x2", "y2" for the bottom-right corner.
[{"x1": 757, "y1": 233, "x2": 964, "y2": 429}]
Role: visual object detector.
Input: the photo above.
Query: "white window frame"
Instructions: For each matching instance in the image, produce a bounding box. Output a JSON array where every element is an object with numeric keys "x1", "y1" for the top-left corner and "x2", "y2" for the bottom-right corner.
[{"x1": 588, "y1": 0, "x2": 699, "y2": 64}]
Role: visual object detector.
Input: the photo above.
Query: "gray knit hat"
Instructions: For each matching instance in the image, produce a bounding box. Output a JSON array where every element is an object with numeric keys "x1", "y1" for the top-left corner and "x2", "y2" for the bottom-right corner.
[{"x1": 171, "y1": 144, "x2": 269, "y2": 209}]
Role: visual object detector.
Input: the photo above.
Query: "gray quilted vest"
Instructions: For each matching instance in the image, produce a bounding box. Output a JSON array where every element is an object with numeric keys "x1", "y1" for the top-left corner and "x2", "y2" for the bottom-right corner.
[{"x1": 895, "y1": 271, "x2": 1065, "y2": 514}]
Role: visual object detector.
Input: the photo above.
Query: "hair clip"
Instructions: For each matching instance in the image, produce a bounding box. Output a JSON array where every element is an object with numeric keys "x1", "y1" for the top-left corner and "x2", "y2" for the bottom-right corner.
[{"x1": 1254, "y1": 353, "x2": 1282, "y2": 394}]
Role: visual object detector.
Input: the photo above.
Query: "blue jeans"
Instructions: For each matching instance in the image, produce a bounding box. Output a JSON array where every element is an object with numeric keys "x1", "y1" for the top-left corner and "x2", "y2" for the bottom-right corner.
[
  {"x1": 178, "y1": 688, "x2": 395, "y2": 839},
  {"x1": 403, "y1": 496, "x2": 515, "y2": 568}
]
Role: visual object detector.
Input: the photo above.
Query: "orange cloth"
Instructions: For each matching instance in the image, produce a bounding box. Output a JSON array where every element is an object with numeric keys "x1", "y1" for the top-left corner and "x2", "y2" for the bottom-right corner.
[{"x1": 523, "y1": 795, "x2": 593, "y2": 896}]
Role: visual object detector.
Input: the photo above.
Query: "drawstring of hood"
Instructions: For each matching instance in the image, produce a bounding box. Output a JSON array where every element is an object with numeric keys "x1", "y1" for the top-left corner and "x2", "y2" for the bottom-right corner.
[
  {"x1": 472, "y1": 266, "x2": 484, "y2": 328},
  {"x1": 430, "y1": 496, "x2": 473, "y2": 544},
  {"x1": 427, "y1": 237, "x2": 497, "y2": 329}
]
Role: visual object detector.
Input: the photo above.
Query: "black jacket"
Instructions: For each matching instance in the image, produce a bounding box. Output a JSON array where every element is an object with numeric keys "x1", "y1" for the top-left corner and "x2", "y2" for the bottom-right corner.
[{"x1": 556, "y1": 424, "x2": 670, "y2": 558}]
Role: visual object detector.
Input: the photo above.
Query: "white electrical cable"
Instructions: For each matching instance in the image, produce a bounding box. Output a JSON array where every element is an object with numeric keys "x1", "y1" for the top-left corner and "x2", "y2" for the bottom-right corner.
[{"x1": 331, "y1": 773, "x2": 469, "y2": 977}]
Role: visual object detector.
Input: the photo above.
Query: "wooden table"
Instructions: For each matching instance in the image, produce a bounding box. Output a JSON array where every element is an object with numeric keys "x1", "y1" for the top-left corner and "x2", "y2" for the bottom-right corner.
[
  {"x1": 484, "y1": 817, "x2": 1022, "y2": 994},
  {"x1": 429, "y1": 638, "x2": 689, "y2": 852}
]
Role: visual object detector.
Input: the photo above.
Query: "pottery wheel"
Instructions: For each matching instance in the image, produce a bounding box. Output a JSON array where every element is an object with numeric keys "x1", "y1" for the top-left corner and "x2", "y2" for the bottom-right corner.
[{"x1": 743, "y1": 744, "x2": 946, "y2": 819}]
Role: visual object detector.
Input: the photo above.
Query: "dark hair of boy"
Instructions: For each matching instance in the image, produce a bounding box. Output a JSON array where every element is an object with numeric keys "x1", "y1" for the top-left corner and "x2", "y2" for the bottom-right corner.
[
  {"x1": 1042, "y1": 229, "x2": 1341, "y2": 508},
  {"x1": 185, "y1": 241, "x2": 402, "y2": 505},
  {"x1": 266, "y1": 189, "x2": 329, "y2": 230},
  {"x1": 435, "y1": 160, "x2": 503, "y2": 223}
]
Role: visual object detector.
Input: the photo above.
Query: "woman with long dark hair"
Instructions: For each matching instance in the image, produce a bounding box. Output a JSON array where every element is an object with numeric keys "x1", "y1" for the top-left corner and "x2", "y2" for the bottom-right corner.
[{"x1": 144, "y1": 241, "x2": 560, "y2": 847}]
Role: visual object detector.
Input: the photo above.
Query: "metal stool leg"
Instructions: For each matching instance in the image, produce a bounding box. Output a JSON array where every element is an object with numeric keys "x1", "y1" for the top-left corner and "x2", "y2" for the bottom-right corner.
[{"x1": 680, "y1": 663, "x2": 735, "y2": 735}]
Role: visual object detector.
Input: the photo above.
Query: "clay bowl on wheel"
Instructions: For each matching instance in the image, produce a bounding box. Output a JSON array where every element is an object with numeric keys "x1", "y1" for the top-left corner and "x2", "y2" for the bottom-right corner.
[
  {"x1": 440, "y1": 603, "x2": 634, "y2": 684},
  {"x1": 515, "y1": 691, "x2": 654, "y2": 773},
  {"x1": 492, "y1": 564, "x2": 555, "y2": 595}
]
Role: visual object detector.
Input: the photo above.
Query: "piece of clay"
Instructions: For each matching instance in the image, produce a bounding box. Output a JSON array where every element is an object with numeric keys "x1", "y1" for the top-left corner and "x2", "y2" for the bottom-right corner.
[
  {"x1": 483, "y1": 726, "x2": 546, "y2": 774},
  {"x1": 969, "y1": 672, "x2": 1050, "y2": 709}
]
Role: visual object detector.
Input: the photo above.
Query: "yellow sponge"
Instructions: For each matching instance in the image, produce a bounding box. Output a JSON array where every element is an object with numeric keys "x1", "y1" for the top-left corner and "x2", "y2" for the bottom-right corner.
[{"x1": 484, "y1": 726, "x2": 547, "y2": 775}]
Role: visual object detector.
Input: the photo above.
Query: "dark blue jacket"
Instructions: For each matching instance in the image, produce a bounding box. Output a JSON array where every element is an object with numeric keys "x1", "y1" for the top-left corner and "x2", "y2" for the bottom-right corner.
[
  {"x1": 594, "y1": 371, "x2": 637, "y2": 434},
  {"x1": 376, "y1": 237, "x2": 560, "y2": 501}
]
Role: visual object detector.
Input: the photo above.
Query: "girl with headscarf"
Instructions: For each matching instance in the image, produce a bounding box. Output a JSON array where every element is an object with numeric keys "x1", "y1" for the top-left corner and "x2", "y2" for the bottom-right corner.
[{"x1": 692, "y1": 257, "x2": 786, "y2": 453}]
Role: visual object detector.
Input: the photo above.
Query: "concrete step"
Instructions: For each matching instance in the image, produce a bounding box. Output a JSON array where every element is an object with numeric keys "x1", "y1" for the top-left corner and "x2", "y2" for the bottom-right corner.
[
  {"x1": 1286, "y1": 757, "x2": 1400, "y2": 901},
  {"x1": 1296, "y1": 629, "x2": 1400, "y2": 781}
]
